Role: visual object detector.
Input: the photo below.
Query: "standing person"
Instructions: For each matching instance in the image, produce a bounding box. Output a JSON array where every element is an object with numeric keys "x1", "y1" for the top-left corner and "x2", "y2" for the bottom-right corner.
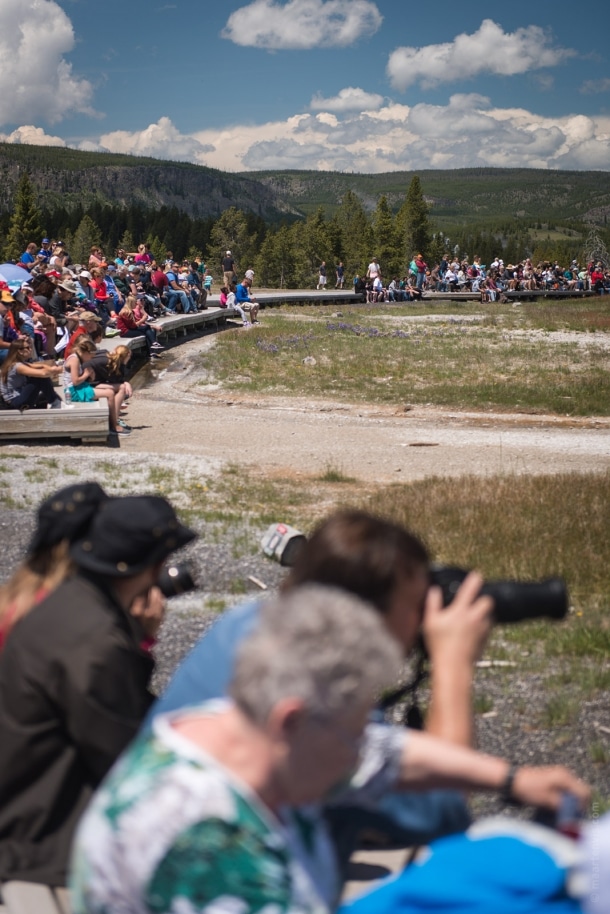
[
  {"x1": 221, "y1": 250, "x2": 235, "y2": 288},
  {"x1": 415, "y1": 253, "x2": 428, "y2": 291},
  {"x1": 235, "y1": 277, "x2": 260, "y2": 324},
  {"x1": 335, "y1": 261, "x2": 345, "y2": 289},
  {"x1": 367, "y1": 256, "x2": 381, "y2": 283},
  {"x1": 0, "y1": 495, "x2": 196, "y2": 887},
  {"x1": 317, "y1": 260, "x2": 327, "y2": 290}
]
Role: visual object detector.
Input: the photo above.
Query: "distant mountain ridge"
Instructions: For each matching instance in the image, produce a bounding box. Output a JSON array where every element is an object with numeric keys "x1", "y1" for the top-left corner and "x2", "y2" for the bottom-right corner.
[{"x1": 1, "y1": 143, "x2": 609, "y2": 226}]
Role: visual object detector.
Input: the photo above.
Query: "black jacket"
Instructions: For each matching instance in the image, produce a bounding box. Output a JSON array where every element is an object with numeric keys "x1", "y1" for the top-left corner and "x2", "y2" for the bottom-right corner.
[{"x1": 0, "y1": 573, "x2": 154, "y2": 886}]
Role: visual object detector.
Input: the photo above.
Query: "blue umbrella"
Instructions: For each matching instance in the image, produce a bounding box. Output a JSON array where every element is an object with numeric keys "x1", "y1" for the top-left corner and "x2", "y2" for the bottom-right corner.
[{"x1": 0, "y1": 263, "x2": 32, "y2": 285}]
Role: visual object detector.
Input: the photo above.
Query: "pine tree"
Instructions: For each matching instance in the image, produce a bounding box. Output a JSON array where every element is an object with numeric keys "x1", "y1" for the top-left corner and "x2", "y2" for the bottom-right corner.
[
  {"x1": 118, "y1": 229, "x2": 135, "y2": 255},
  {"x1": 372, "y1": 195, "x2": 399, "y2": 279},
  {"x1": 71, "y1": 215, "x2": 102, "y2": 266},
  {"x1": 396, "y1": 176, "x2": 431, "y2": 269},
  {"x1": 333, "y1": 190, "x2": 372, "y2": 279},
  {"x1": 208, "y1": 207, "x2": 256, "y2": 276},
  {"x1": 4, "y1": 171, "x2": 43, "y2": 262}
]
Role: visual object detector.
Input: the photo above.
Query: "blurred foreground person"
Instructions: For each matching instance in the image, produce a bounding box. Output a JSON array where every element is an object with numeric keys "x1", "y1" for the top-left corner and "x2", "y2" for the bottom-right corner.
[
  {"x1": 150, "y1": 510, "x2": 493, "y2": 854},
  {"x1": 71, "y1": 585, "x2": 589, "y2": 914},
  {"x1": 0, "y1": 495, "x2": 196, "y2": 886},
  {"x1": 0, "y1": 482, "x2": 108, "y2": 650}
]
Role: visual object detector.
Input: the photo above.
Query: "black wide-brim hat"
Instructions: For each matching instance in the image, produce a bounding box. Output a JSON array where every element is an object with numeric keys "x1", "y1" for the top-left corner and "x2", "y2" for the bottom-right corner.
[
  {"x1": 70, "y1": 495, "x2": 197, "y2": 577},
  {"x1": 28, "y1": 482, "x2": 109, "y2": 555}
]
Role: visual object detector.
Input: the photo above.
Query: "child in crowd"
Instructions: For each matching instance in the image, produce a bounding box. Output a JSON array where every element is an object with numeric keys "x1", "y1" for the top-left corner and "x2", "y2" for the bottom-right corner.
[
  {"x1": 117, "y1": 296, "x2": 164, "y2": 360},
  {"x1": 62, "y1": 337, "x2": 129, "y2": 437}
]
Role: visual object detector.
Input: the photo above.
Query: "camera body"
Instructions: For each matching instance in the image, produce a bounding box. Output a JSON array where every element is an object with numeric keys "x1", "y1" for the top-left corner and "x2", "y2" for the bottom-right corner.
[
  {"x1": 430, "y1": 565, "x2": 568, "y2": 624},
  {"x1": 157, "y1": 563, "x2": 196, "y2": 599}
]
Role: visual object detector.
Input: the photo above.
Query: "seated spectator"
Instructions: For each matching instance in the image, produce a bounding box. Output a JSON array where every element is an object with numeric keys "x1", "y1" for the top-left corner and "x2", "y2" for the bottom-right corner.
[
  {"x1": 49, "y1": 242, "x2": 67, "y2": 269},
  {"x1": 69, "y1": 586, "x2": 402, "y2": 912},
  {"x1": 164, "y1": 262, "x2": 195, "y2": 313},
  {"x1": 103, "y1": 264, "x2": 124, "y2": 312},
  {"x1": 89, "y1": 345, "x2": 133, "y2": 402},
  {"x1": 226, "y1": 282, "x2": 249, "y2": 327},
  {"x1": 0, "y1": 495, "x2": 196, "y2": 886},
  {"x1": 12, "y1": 285, "x2": 56, "y2": 359},
  {"x1": 235, "y1": 277, "x2": 260, "y2": 323},
  {"x1": 590, "y1": 263, "x2": 605, "y2": 293},
  {"x1": 37, "y1": 238, "x2": 52, "y2": 262},
  {"x1": 63, "y1": 337, "x2": 128, "y2": 436},
  {"x1": 0, "y1": 339, "x2": 62, "y2": 410},
  {"x1": 88, "y1": 246, "x2": 107, "y2": 270},
  {"x1": 19, "y1": 242, "x2": 44, "y2": 272},
  {"x1": 65, "y1": 312, "x2": 103, "y2": 359},
  {"x1": 76, "y1": 270, "x2": 96, "y2": 308},
  {"x1": 0, "y1": 482, "x2": 108, "y2": 650},
  {"x1": 186, "y1": 261, "x2": 206, "y2": 309},
  {"x1": 0, "y1": 287, "x2": 22, "y2": 363},
  {"x1": 117, "y1": 295, "x2": 164, "y2": 360},
  {"x1": 134, "y1": 243, "x2": 152, "y2": 266},
  {"x1": 71, "y1": 584, "x2": 588, "y2": 913}
]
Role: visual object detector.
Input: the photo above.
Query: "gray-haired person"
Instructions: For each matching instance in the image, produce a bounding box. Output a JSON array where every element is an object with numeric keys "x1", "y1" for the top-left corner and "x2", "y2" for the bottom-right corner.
[{"x1": 71, "y1": 583, "x2": 588, "y2": 914}]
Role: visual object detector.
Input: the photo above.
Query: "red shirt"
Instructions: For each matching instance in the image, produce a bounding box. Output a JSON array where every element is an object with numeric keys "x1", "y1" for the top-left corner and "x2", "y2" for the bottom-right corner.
[{"x1": 116, "y1": 311, "x2": 137, "y2": 335}]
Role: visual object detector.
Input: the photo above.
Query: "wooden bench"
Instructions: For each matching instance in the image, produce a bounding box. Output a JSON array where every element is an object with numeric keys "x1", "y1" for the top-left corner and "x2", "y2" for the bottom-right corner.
[
  {"x1": 1, "y1": 881, "x2": 70, "y2": 914},
  {"x1": 0, "y1": 306, "x2": 239, "y2": 444},
  {"x1": 0, "y1": 400, "x2": 110, "y2": 443}
]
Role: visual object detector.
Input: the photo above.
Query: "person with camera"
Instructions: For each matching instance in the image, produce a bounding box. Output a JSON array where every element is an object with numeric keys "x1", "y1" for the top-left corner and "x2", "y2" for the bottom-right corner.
[
  {"x1": 148, "y1": 510, "x2": 587, "y2": 877},
  {"x1": 0, "y1": 494, "x2": 196, "y2": 888},
  {"x1": 72, "y1": 584, "x2": 588, "y2": 914}
]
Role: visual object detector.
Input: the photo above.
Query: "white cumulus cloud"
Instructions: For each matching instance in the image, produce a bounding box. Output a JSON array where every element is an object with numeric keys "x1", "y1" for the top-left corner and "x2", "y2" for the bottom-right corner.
[
  {"x1": 310, "y1": 87, "x2": 384, "y2": 112},
  {"x1": 0, "y1": 125, "x2": 66, "y2": 146},
  {"x1": 0, "y1": 0, "x2": 95, "y2": 126},
  {"x1": 387, "y1": 19, "x2": 576, "y2": 91},
  {"x1": 222, "y1": 0, "x2": 382, "y2": 50},
  {"x1": 96, "y1": 118, "x2": 215, "y2": 162}
]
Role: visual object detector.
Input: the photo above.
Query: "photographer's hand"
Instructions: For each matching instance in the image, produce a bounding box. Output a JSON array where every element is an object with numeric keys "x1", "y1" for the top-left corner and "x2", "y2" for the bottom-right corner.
[
  {"x1": 423, "y1": 572, "x2": 494, "y2": 747},
  {"x1": 510, "y1": 765, "x2": 590, "y2": 811},
  {"x1": 130, "y1": 585, "x2": 166, "y2": 640}
]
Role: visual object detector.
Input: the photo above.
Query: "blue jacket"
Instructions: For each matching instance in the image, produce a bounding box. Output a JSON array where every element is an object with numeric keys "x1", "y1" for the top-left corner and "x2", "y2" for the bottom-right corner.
[
  {"x1": 146, "y1": 599, "x2": 471, "y2": 848},
  {"x1": 235, "y1": 283, "x2": 251, "y2": 305}
]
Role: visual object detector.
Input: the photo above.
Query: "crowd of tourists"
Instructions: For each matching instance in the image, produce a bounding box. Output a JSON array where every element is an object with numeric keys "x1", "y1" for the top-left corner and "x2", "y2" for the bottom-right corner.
[
  {"x1": 356, "y1": 253, "x2": 610, "y2": 302},
  {"x1": 0, "y1": 495, "x2": 604, "y2": 913},
  {"x1": 0, "y1": 240, "x2": 261, "y2": 435}
]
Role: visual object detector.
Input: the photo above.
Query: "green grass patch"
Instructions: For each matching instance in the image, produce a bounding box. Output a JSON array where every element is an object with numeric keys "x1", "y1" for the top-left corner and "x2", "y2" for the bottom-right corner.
[
  {"x1": 203, "y1": 304, "x2": 610, "y2": 415},
  {"x1": 316, "y1": 463, "x2": 358, "y2": 484}
]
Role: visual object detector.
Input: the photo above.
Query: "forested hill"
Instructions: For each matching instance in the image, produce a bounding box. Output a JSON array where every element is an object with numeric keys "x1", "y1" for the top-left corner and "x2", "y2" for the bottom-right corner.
[
  {"x1": 1, "y1": 142, "x2": 609, "y2": 227},
  {"x1": 0, "y1": 144, "x2": 296, "y2": 221},
  {"x1": 245, "y1": 168, "x2": 610, "y2": 226}
]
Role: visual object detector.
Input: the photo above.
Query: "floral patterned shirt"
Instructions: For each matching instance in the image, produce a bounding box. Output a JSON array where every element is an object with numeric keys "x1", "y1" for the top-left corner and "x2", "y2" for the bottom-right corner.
[{"x1": 70, "y1": 702, "x2": 405, "y2": 914}]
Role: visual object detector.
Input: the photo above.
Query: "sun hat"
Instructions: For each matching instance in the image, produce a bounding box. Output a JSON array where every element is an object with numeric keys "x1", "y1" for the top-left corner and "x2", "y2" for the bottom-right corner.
[{"x1": 70, "y1": 495, "x2": 197, "y2": 577}]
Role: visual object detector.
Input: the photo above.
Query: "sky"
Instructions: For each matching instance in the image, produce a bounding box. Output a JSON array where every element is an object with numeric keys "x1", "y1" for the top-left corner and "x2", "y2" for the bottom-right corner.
[{"x1": 0, "y1": 0, "x2": 609, "y2": 173}]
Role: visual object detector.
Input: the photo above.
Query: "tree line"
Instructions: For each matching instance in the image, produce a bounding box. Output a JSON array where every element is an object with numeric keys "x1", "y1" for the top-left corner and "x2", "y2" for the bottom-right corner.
[{"x1": 2, "y1": 171, "x2": 606, "y2": 285}]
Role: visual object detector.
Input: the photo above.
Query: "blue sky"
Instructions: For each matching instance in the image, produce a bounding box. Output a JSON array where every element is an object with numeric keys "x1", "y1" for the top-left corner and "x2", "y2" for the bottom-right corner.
[{"x1": 1, "y1": 0, "x2": 609, "y2": 172}]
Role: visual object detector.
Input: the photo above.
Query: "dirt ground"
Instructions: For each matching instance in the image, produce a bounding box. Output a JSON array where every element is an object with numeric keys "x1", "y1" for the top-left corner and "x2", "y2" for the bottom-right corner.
[{"x1": 118, "y1": 334, "x2": 610, "y2": 480}]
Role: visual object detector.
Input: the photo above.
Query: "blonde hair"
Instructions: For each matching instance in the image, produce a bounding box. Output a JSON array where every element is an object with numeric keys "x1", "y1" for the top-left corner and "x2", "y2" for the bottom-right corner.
[
  {"x1": 106, "y1": 345, "x2": 131, "y2": 375},
  {"x1": 120, "y1": 295, "x2": 137, "y2": 317},
  {"x1": 0, "y1": 540, "x2": 74, "y2": 643}
]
